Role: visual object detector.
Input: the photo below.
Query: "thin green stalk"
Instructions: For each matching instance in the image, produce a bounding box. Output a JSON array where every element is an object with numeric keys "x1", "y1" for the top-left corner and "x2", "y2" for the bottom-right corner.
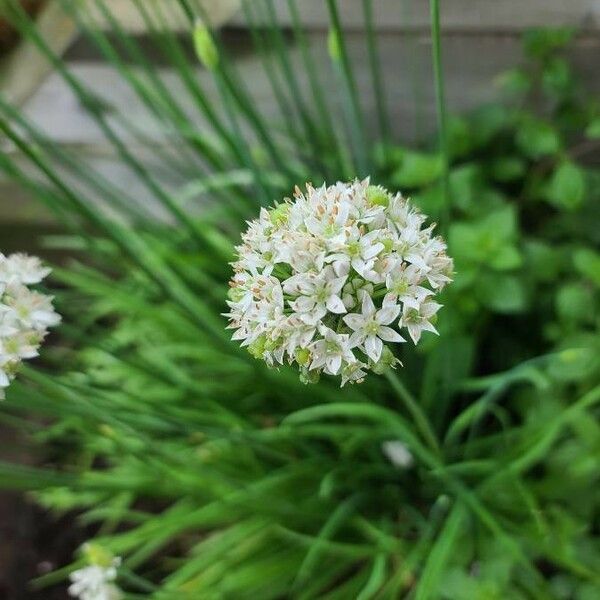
[
  {"x1": 429, "y1": 0, "x2": 450, "y2": 228},
  {"x1": 4, "y1": 1, "x2": 205, "y2": 243},
  {"x1": 286, "y1": 0, "x2": 351, "y2": 179},
  {"x1": 76, "y1": 0, "x2": 216, "y2": 174},
  {"x1": 242, "y1": 1, "x2": 305, "y2": 148},
  {"x1": 385, "y1": 370, "x2": 441, "y2": 456},
  {"x1": 326, "y1": 0, "x2": 369, "y2": 176},
  {"x1": 187, "y1": 0, "x2": 303, "y2": 183},
  {"x1": 261, "y1": 0, "x2": 330, "y2": 178},
  {"x1": 362, "y1": 0, "x2": 390, "y2": 143}
]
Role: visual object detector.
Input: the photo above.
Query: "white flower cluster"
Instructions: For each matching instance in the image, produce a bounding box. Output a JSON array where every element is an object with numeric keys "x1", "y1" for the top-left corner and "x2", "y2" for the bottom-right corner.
[
  {"x1": 226, "y1": 180, "x2": 453, "y2": 385},
  {"x1": 0, "y1": 253, "x2": 60, "y2": 399},
  {"x1": 69, "y1": 545, "x2": 122, "y2": 600}
]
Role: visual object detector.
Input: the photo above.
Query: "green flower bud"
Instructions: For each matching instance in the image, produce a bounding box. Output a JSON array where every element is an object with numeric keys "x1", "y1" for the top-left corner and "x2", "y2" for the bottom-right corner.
[
  {"x1": 295, "y1": 348, "x2": 311, "y2": 366},
  {"x1": 372, "y1": 347, "x2": 401, "y2": 375},
  {"x1": 269, "y1": 203, "x2": 290, "y2": 226},
  {"x1": 299, "y1": 367, "x2": 320, "y2": 385},
  {"x1": 366, "y1": 185, "x2": 390, "y2": 207},
  {"x1": 327, "y1": 28, "x2": 341, "y2": 62},
  {"x1": 382, "y1": 238, "x2": 394, "y2": 253},
  {"x1": 193, "y1": 22, "x2": 219, "y2": 70},
  {"x1": 83, "y1": 543, "x2": 114, "y2": 568},
  {"x1": 248, "y1": 335, "x2": 267, "y2": 359}
]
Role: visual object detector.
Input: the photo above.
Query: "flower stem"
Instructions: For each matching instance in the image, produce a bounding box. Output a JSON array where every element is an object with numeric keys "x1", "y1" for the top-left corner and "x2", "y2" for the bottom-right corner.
[
  {"x1": 385, "y1": 370, "x2": 441, "y2": 456},
  {"x1": 429, "y1": 0, "x2": 450, "y2": 230}
]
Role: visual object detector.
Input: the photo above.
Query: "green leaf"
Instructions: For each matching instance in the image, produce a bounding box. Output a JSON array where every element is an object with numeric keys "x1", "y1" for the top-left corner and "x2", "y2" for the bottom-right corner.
[
  {"x1": 516, "y1": 119, "x2": 560, "y2": 158},
  {"x1": 489, "y1": 156, "x2": 526, "y2": 183},
  {"x1": 585, "y1": 118, "x2": 600, "y2": 139},
  {"x1": 415, "y1": 504, "x2": 465, "y2": 600},
  {"x1": 470, "y1": 104, "x2": 510, "y2": 147},
  {"x1": 523, "y1": 28, "x2": 575, "y2": 58},
  {"x1": 544, "y1": 161, "x2": 586, "y2": 210},
  {"x1": 447, "y1": 117, "x2": 474, "y2": 158},
  {"x1": 448, "y1": 164, "x2": 484, "y2": 212},
  {"x1": 524, "y1": 240, "x2": 563, "y2": 282},
  {"x1": 478, "y1": 275, "x2": 528, "y2": 313},
  {"x1": 573, "y1": 248, "x2": 600, "y2": 287},
  {"x1": 489, "y1": 245, "x2": 522, "y2": 271},
  {"x1": 542, "y1": 57, "x2": 572, "y2": 96},
  {"x1": 448, "y1": 206, "x2": 518, "y2": 267},
  {"x1": 391, "y1": 151, "x2": 443, "y2": 188},
  {"x1": 482, "y1": 205, "x2": 518, "y2": 240},
  {"x1": 448, "y1": 222, "x2": 484, "y2": 264},
  {"x1": 495, "y1": 68, "x2": 531, "y2": 95},
  {"x1": 555, "y1": 283, "x2": 594, "y2": 324}
]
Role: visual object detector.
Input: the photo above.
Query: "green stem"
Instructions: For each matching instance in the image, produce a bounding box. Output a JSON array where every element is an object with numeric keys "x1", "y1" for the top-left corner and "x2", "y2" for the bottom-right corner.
[
  {"x1": 385, "y1": 370, "x2": 441, "y2": 456},
  {"x1": 429, "y1": 0, "x2": 450, "y2": 229},
  {"x1": 362, "y1": 0, "x2": 390, "y2": 143}
]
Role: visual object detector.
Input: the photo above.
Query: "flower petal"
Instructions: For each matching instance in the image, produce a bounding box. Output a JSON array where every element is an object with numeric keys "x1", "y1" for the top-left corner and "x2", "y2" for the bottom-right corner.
[
  {"x1": 364, "y1": 335, "x2": 383, "y2": 362},
  {"x1": 326, "y1": 294, "x2": 347, "y2": 314},
  {"x1": 377, "y1": 326, "x2": 405, "y2": 343}
]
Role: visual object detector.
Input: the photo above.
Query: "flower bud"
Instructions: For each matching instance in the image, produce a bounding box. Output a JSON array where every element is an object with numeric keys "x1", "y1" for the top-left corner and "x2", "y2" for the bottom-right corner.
[{"x1": 193, "y1": 21, "x2": 219, "y2": 70}]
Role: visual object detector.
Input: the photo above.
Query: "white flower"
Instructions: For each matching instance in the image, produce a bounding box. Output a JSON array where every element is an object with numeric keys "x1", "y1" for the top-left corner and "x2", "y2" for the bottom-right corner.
[
  {"x1": 0, "y1": 252, "x2": 51, "y2": 285},
  {"x1": 0, "y1": 253, "x2": 59, "y2": 399},
  {"x1": 382, "y1": 440, "x2": 414, "y2": 468},
  {"x1": 69, "y1": 560, "x2": 122, "y2": 600},
  {"x1": 309, "y1": 327, "x2": 356, "y2": 375},
  {"x1": 226, "y1": 180, "x2": 453, "y2": 385},
  {"x1": 343, "y1": 294, "x2": 404, "y2": 361},
  {"x1": 285, "y1": 266, "x2": 346, "y2": 324},
  {"x1": 401, "y1": 300, "x2": 442, "y2": 344}
]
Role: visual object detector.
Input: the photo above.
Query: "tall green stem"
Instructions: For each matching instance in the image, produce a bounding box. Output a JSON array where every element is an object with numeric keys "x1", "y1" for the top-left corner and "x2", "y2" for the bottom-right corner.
[
  {"x1": 429, "y1": 0, "x2": 450, "y2": 229},
  {"x1": 385, "y1": 371, "x2": 441, "y2": 456}
]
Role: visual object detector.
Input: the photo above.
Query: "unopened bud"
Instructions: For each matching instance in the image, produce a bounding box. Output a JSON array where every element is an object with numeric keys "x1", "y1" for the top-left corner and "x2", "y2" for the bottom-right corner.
[{"x1": 193, "y1": 21, "x2": 219, "y2": 70}]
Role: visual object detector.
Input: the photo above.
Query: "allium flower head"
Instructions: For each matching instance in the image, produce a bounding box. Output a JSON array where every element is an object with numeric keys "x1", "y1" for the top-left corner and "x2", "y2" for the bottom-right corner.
[
  {"x1": 225, "y1": 180, "x2": 453, "y2": 385},
  {"x1": 0, "y1": 252, "x2": 60, "y2": 399},
  {"x1": 69, "y1": 544, "x2": 122, "y2": 600}
]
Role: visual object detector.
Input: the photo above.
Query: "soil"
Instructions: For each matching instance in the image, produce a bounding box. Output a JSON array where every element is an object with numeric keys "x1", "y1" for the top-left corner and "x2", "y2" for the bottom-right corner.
[
  {"x1": 0, "y1": 423, "x2": 85, "y2": 599},
  {"x1": 0, "y1": 222, "x2": 85, "y2": 598}
]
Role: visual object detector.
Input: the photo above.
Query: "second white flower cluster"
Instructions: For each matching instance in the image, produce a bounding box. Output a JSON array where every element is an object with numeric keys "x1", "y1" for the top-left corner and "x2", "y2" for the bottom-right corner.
[
  {"x1": 0, "y1": 253, "x2": 60, "y2": 399},
  {"x1": 226, "y1": 180, "x2": 453, "y2": 385}
]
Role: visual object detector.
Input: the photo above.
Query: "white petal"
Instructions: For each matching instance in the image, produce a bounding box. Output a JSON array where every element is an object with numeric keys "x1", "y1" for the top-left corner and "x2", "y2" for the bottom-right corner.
[
  {"x1": 376, "y1": 305, "x2": 401, "y2": 325},
  {"x1": 363, "y1": 242, "x2": 385, "y2": 260},
  {"x1": 326, "y1": 295, "x2": 347, "y2": 314},
  {"x1": 364, "y1": 335, "x2": 383, "y2": 362},
  {"x1": 407, "y1": 323, "x2": 421, "y2": 344},
  {"x1": 378, "y1": 326, "x2": 405, "y2": 343},
  {"x1": 361, "y1": 293, "x2": 376, "y2": 316},
  {"x1": 348, "y1": 331, "x2": 364, "y2": 348},
  {"x1": 327, "y1": 354, "x2": 342, "y2": 375},
  {"x1": 343, "y1": 313, "x2": 365, "y2": 331},
  {"x1": 292, "y1": 296, "x2": 316, "y2": 312}
]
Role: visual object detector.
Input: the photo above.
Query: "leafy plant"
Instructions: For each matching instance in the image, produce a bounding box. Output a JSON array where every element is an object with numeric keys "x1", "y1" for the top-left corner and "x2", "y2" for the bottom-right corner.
[{"x1": 0, "y1": 1, "x2": 598, "y2": 598}]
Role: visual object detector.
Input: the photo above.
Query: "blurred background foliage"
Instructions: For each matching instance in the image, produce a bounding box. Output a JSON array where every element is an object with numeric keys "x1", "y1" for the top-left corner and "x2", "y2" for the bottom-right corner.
[{"x1": 0, "y1": 1, "x2": 599, "y2": 598}]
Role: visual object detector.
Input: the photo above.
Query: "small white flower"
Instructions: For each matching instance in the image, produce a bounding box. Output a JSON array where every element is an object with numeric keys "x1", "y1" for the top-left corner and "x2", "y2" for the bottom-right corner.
[
  {"x1": 226, "y1": 180, "x2": 453, "y2": 385},
  {"x1": 69, "y1": 561, "x2": 122, "y2": 600},
  {"x1": 382, "y1": 440, "x2": 414, "y2": 468},
  {"x1": 0, "y1": 253, "x2": 59, "y2": 399},
  {"x1": 285, "y1": 266, "x2": 347, "y2": 325},
  {"x1": 309, "y1": 327, "x2": 356, "y2": 375},
  {"x1": 0, "y1": 253, "x2": 51, "y2": 285},
  {"x1": 344, "y1": 294, "x2": 404, "y2": 362},
  {"x1": 401, "y1": 300, "x2": 442, "y2": 344}
]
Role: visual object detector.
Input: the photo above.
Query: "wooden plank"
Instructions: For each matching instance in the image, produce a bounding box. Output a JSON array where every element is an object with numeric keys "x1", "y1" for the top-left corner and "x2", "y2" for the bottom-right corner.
[
  {"x1": 90, "y1": 0, "x2": 600, "y2": 32},
  {"x1": 0, "y1": 2, "x2": 78, "y2": 105},
  {"x1": 21, "y1": 32, "x2": 600, "y2": 144},
  {"x1": 3, "y1": 30, "x2": 599, "y2": 222},
  {"x1": 229, "y1": 0, "x2": 600, "y2": 31}
]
